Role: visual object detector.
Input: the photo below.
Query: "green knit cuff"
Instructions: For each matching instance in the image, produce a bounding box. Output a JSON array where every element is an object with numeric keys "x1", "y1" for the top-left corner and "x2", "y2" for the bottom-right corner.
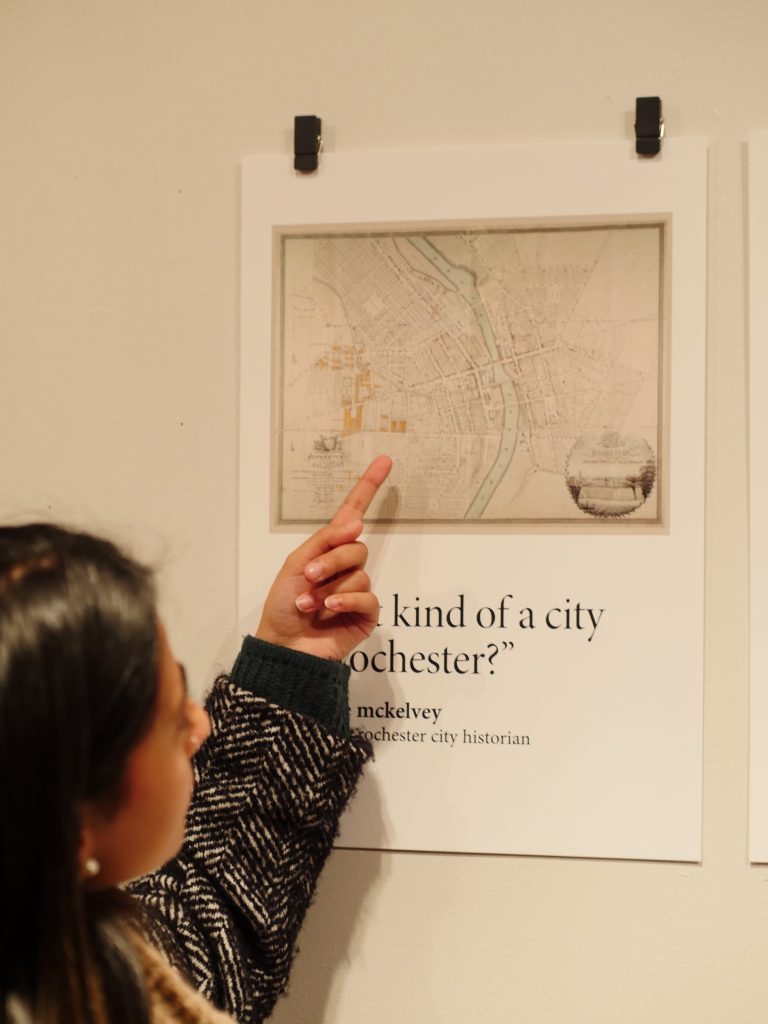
[{"x1": 230, "y1": 636, "x2": 351, "y2": 737}]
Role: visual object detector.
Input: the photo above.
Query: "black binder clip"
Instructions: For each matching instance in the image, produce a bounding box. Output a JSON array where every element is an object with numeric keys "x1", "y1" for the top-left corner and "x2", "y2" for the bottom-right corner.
[
  {"x1": 634, "y1": 97, "x2": 664, "y2": 157},
  {"x1": 294, "y1": 115, "x2": 322, "y2": 173}
]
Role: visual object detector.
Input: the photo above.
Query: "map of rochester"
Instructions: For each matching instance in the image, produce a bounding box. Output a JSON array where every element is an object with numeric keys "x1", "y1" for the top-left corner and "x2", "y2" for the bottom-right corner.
[{"x1": 274, "y1": 221, "x2": 665, "y2": 524}]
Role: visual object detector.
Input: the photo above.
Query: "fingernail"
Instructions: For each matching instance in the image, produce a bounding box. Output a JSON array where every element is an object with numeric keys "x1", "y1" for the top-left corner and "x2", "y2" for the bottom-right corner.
[
  {"x1": 324, "y1": 596, "x2": 342, "y2": 610},
  {"x1": 305, "y1": 561, "x2": 323, "y2": 581},
  {"x1": 295, "y1": 593, "x2": 316, "y2": 611}
]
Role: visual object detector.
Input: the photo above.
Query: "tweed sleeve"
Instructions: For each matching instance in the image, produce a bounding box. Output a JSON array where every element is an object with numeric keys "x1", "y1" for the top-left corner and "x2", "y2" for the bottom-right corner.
[{"x1": 128, "y1": 654, "x2": 372, "y2": 1024}]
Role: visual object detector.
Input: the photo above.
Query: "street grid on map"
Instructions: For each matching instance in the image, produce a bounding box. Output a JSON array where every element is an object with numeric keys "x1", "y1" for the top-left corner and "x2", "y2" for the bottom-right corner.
[{"x1": 273, "y1": 221, "x2": 665, "y2": 525}]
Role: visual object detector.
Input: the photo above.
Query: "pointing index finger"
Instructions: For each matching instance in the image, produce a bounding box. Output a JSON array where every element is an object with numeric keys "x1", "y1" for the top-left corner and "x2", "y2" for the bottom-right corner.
[{"x1": 331, "y1": 455, "x2": 393, "y2": 526}]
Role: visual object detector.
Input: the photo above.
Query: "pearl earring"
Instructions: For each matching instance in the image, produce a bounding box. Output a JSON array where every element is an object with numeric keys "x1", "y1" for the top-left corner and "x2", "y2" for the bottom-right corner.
[{"x1": 84, "y1": 857, "x2": 100, "y2": 878}]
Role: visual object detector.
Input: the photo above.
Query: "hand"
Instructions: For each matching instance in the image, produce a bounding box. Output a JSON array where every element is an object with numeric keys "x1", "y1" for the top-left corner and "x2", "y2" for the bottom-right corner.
[{"x1": 255, "y1": 455, "x2": 393, "y2": 661}]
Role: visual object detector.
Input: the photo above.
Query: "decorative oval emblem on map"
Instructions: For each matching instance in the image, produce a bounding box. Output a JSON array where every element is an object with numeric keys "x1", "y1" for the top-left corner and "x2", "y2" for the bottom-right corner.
[{"x1": 566, "y1": 432, "x2": 656, "y2": 519}]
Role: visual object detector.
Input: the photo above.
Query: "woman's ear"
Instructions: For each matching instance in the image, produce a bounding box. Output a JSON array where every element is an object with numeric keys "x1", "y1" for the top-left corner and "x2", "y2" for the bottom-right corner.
[{"x1": 78, "y1": 807, "x2": 102, "y2": 881}]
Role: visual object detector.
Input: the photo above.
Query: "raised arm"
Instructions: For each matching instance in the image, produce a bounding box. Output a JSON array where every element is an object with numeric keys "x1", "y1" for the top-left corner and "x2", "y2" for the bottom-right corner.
[{"x1": 129, "y1": 457, "x2": 392, "y2": 1023}]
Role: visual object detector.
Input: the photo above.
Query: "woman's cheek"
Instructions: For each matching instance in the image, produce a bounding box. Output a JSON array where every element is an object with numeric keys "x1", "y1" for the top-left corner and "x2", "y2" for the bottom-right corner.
[{"x1": 176, "y1": 748, "x2": 195, "y2": 809}]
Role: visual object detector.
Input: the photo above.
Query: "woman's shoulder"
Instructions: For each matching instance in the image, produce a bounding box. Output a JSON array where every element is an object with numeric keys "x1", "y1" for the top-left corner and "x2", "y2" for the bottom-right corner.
[{"x1": 131, "y1": 933, "x2": 237, "y2": 1024}]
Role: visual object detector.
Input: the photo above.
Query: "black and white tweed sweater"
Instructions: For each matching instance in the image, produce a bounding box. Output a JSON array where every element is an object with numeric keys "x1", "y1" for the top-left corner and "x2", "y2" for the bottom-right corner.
[{"x1": 128, "y1": 638, "x2": 372, "y2": 1024}]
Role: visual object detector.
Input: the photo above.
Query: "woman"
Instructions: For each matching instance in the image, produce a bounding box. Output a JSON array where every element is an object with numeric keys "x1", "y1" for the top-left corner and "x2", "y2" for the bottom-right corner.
[{"x1": 0, "y1": 456, "x2": 392, "y2": 1024}]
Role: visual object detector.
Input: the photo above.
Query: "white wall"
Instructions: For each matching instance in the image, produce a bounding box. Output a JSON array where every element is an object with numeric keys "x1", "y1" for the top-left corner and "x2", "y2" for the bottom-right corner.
[{"x1": 1, "y1": 2, "x2": 766, "y2": 1020}]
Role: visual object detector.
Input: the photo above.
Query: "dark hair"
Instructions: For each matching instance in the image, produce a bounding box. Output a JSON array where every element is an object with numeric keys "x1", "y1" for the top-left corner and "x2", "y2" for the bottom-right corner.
[{"x1": 0, "y1": 524, "x2": 159, "y2": 1024}]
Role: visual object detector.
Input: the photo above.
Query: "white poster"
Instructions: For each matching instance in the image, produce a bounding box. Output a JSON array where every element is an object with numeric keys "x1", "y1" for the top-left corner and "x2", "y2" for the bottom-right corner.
[
  {"x1": 241, "y1": 141, "x2": 706, "y2": 861},
  {"x1": 749, "y1": 132, "x2": 768, "y2": 863}
]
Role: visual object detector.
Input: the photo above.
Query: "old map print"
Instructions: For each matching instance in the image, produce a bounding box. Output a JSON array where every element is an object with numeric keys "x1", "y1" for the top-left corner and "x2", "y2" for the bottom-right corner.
[{"x1": 274, "y1": 221, "x2": 665, "y2": 524}]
